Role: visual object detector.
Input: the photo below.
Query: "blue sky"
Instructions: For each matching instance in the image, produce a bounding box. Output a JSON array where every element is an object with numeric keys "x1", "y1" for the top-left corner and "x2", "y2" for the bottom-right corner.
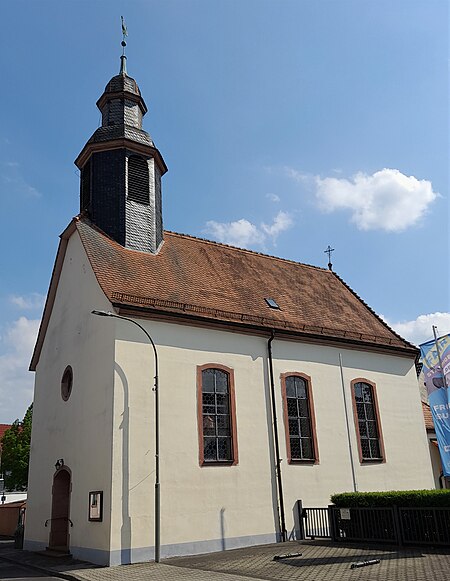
[{"x1": 0, "y1": 0, "x2": 448, "y2": 422}]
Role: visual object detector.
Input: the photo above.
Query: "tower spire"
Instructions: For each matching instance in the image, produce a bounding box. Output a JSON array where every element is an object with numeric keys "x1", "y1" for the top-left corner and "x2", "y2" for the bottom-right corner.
[
  {"x1": 120, "y1": 16, "x2": 128, "y2": 75},
  {"x1": 75, "y1": 25, "x2": 168, "y2": 255}
]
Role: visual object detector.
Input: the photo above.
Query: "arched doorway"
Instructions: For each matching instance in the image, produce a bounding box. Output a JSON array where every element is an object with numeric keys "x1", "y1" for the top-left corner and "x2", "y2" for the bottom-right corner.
[{"x1": 49, "y1": 468, "x2": 71, "y2": 551}]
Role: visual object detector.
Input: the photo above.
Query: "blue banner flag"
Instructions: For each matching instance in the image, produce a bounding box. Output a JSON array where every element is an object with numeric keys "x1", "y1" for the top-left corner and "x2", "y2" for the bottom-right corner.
[{"x1": 420, "y1": 334, "x2": 450, "y2": 477}]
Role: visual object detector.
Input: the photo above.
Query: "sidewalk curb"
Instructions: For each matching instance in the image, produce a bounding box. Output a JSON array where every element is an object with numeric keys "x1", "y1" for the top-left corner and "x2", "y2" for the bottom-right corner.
[{"x1": 0, "y1": 553, "x2": 83, "y2": 581}]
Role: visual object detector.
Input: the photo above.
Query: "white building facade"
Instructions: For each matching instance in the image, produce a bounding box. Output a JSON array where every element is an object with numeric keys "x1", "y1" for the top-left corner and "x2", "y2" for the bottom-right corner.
[{"x1": 24, "y1": 58, "x2": 434, "y2": 565}]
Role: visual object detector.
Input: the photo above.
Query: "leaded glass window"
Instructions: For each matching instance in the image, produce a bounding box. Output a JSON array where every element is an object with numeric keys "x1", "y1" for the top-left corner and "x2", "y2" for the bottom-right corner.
[
  {"x1": 285, "y1": 375, "x2": 315, "y2": 461},
  {"x1": 201, "y1": 368, "x2": 233, "y2": 463},
  {"x1": 353, "y1": 382, "x2": 382, "y2": 460}
]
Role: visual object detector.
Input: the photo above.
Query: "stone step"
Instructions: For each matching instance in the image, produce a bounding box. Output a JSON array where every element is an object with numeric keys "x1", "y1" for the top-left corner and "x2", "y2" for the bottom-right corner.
[{"x1": 37, "y1": 547, "x2": 72, "y2": 558}]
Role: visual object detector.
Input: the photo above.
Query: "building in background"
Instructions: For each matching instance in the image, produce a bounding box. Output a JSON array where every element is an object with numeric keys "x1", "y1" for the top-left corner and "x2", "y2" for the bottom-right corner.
[
  {"x1": 0, "y1": 424, "x2": 11, "y2": 498},
  {"x1": 421, "y1": 401, "x2": 446, "y2": 489},
  {"x1": 24, "y1": 53, "x2": 434, "y2": 565},
  {"x1": 0, "y1": 425, "x2": 11, "y2": 453}
]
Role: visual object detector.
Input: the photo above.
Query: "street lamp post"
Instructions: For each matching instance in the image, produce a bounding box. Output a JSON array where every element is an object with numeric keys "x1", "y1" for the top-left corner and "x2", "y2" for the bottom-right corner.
[{"x1": 91, "y1": 310, "x2": 161, "y2": 562}]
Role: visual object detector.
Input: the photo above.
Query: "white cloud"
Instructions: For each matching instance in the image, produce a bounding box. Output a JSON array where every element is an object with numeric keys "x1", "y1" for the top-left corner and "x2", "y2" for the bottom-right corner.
[
  {"x1": 283, "y1": 166, "x2": 310, "y2": 183},
  {"x1": 314, "y1": 168, "x2": 437, "y2": 232},
  {"x1": 261, "y1": 211, "x2": 294, "y2": 239},
  {"x1": 266, "y1": 193, "x2": 280, "y2": 203},
  {"x1": 10, "y1": 293, "x2": 45, "y2": 311},
  {"x1": 384, "y1": 312, "x2": 450, "y2": 346},
  {"x1": 1, "y1": 162, "x2": 41, "y2": 198},
  {"x1": 0, "y1": 317, "x2": 40, "y2": 423},
  {"x1": 205, "y1": 218, "x2": 265, "y2": 248},
  {"x1": 204, "y1": 211, "x2": 293, "y2": 249}
]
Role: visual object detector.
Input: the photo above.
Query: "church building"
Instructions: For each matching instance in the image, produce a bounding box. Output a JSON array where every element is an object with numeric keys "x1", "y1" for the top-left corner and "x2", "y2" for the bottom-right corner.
[{"x1": 24, "y1": 51, "x2": 434, "y2": 565}]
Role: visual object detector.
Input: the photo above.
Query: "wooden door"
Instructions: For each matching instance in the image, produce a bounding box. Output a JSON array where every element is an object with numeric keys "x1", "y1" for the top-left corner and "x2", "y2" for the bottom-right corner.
[{"x1": 49, "y1": 469, "x2": 71, "y2": 550}]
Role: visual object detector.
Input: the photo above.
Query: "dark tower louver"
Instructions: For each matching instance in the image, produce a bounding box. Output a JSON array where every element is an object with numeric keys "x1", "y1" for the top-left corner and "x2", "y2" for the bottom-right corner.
[{"x1": 75, "y1": 57, "x2": 167, "y2": 253}]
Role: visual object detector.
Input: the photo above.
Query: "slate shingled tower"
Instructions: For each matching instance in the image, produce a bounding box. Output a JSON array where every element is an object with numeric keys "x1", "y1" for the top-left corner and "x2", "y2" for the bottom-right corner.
[{"x1": 75, "y1": 56, "x2": 167, "y2": 253}]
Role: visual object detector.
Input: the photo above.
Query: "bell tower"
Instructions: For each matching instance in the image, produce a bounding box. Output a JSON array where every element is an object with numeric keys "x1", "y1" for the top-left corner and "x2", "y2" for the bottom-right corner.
[{"x1": 75, "y1": 41, "x2": 167, "y2": 253}]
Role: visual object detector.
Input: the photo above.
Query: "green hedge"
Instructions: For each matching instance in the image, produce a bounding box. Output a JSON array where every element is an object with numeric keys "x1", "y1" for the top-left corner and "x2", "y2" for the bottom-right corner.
[{"x1": 331, "y1": 490, "x2": 450, "y2": 508}]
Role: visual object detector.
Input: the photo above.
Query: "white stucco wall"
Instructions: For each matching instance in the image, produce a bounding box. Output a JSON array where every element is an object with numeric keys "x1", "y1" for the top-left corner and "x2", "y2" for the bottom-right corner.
[
  {"x1": 108, "y1": 318, "x2": 434, "y2": 563},
  {"x1": 24, "y1": 232, "x2": 115, "y2": 564},
  {"x1": 274, "y1": 343, "x2": 433, "y2": 508},
  {"x1": 110, "y1": 324, "x2": 278, "y2": 563},
  {"x1": 24, "y1": 234, "x2": 434, "y2": 566}
]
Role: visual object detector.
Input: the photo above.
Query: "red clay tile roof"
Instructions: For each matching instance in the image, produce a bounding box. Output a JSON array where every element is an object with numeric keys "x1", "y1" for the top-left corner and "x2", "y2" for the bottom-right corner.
[
  {"x1": 422, "y1": 401, "x2": 435, "y2": 432},
  {"x1": 0, "y1": 424, "x2": 11, "y2": 449},
  {"x1": 74, "y1": 217, "x2": 416, "y2": 355}
]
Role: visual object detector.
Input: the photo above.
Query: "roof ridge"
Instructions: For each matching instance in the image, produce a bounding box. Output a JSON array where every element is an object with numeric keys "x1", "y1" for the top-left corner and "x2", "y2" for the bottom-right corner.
[
  {"x1": 330, "y1": 271, "x2": 417, "y2": 351},
  {"x1": 164, "y1": 230, "x2": 329, "y2": 272},
  {"x1": 78, "y1": 217, "x2": 332, "y2": 273},
  {"x1": 74, "y1": 217, "x2": 414, "y2": 353}
]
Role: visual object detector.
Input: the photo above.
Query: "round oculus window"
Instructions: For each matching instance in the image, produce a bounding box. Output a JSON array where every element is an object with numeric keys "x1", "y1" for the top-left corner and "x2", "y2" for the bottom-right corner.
[{"x1": 61, "y1": 366, "x2": 73, "y2": 401}]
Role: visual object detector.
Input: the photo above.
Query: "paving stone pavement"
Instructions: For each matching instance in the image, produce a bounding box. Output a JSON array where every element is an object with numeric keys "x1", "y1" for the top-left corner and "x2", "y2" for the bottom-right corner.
[
  {"x1": 1, "y1": 539, "x2": 450, "y2": 581},
  {"x1": 167, "y1": 540, "x2": 450, "y2": 581}
]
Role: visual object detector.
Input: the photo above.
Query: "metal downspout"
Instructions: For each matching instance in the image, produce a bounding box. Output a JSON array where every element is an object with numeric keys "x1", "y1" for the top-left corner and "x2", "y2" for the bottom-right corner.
[{"x1": 267, "y1": 330, "x2": 287, "y2": 542}]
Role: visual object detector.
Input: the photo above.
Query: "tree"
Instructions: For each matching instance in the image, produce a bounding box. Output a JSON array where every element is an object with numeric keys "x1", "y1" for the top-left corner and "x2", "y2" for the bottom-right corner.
[{"x1": 0, "y1": 404, "x2": 33, "y2": 491}]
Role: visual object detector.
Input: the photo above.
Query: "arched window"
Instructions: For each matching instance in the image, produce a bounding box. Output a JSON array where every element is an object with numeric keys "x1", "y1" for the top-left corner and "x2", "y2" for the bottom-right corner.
[
  {"x1": 281, "y1": 373, "x2": 318, "y2": 463},
  {"x1": 197, "y1": 365, "x2": 238, "y2": 465},
  {"x1": 351, "y1": 380, "x2": 385, "y2": 462},
  {"x1": 128, "y1": 155, "x2": 149, "y2": 204}
]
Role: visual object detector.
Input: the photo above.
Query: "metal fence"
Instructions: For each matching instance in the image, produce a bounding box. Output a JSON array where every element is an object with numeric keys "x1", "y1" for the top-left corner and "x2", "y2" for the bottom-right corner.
[
  {"x1": 332, "y1": 506, "x2": 397, "y2": 543},
  {"x1": 300, "y1": 503, "x2": 450, "y2": 547},
  {"x1": 399, "y1": 507, "x2": 450, "y2": 546},
  {"x1": 301, "y1": 507, "x2": 331, "y2": 539}
]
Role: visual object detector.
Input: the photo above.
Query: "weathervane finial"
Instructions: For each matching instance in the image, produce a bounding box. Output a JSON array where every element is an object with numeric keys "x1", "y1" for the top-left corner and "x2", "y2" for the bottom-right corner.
[
  {"x1": 120, "y1": 16, "x2": 128, "y2": 75},
  {"x1": 324, "y1": 245, "x2": 335, "y2": 271}
]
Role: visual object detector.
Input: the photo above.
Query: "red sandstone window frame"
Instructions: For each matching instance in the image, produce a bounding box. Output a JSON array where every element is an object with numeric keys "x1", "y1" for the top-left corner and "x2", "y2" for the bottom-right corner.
[
  {"x1": 280, "y1": 372, "x2": 319, "y2": 464},
  {"x1": 350, "y1": 378, "x2": 386, "y2": 463},
  {"x1": 197, "y1": 364, "x2": 238, "y2": 466}
]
